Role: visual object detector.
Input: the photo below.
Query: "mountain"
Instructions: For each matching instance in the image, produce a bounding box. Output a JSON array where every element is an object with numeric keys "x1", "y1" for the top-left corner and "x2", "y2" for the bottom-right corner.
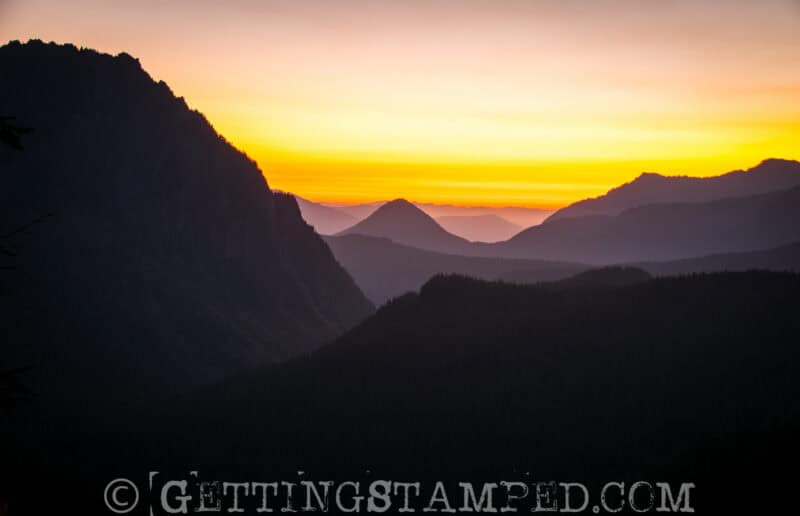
[
  {"x1": 8, "y1": 273, "x2": 800, "y2": 513},
  {"x1": 324, "y1": 234, "x2": 587, "y2": 305},
  {"x1": 298, "y1": 198, "x2": 546, "y2": 241},
  {"x1": 546, "y1": 158, "x2": 800, "y2": 223},
  {"x1": 487, "y1": 185, "x2": 800, "y2": 264},
  {"x1": 330, "y1": 201, "x2": 384, "y2": 220},
  {"x1": 417, "y1": 203, "x2": 553, "y2": 228},
  {"x1": 435, "y1": 214, "x2": 522, "y2": 242},
  {"x1": 293, "y1": 194, "x2": 357, "y2": 235},
  {"x1": 143, "y1": 271, "x2": 799, "y2": 514},
  {"x1": 336, "y1": 198, "x2": 474, "y2": 254},
  {"x1": 0, "y1": 40, "x2": 373, "y2": 420},
  {"x1": 637, "y1": 241, "x2": 800, "y2": 276},
  {"x1": 499, "y1": 243, "x2": 800, "y2": 284}
]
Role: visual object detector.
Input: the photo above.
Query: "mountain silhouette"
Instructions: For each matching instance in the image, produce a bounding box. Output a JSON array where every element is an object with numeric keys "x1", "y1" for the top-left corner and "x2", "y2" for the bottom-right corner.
[
  {"x1": 332, "y1": 178, "x2": 800, "y2": 264},
  {"x1": 636, "y1": 240, "x2": 800, "y2": 276},
  {"x1": 293, "y1": 194, "x2": 358, "y2": 235},
  {"x1": 11, "y1": 272, "x2": 800, "y2": 514},
  {"x1": 546, "y1": 158, "x2": 800, "y2": 223},
  {"x1": 487, "y1": 185, "x2": 800, "y2": 263},
  {"x1": 146, "y1": 271, "x2": 800, "y2": 515},
  {"x1": 336, "y1": 198, "x2": 473, "y2": 254},
  {"x1": 501, "y1": 242, "x2": 800, "y2": 283},
  {"x1": 435, "y1": 214, "x2": 522, "y2": 242},
  {"x1": 297, "y1": 197, "x2": 543, "y2": 242},
  {"x1": 0, "y1": 40, "x2": 373, "y2": 422},
  {"x1": 324, "y1": 233, "x2": 587, "y2": 305}
]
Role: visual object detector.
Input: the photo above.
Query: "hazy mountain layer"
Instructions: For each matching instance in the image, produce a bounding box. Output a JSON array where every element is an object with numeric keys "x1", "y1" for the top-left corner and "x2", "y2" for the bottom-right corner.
[
  {"x1": 546, "y1": 158, "x2": 800, "y2": 222},
  {"x1": 295, "y1": 196, "x2": 546, "y2": 241},
  {"x1": 435, "y1": 214, "x2": 522, "y2": 242},
  {"x1": 294, "y1": 194, "x2": 357, "y2": 235},
  {"x1": 324, "y1": 234, "x2": 586, "y2": 305},
  {"x1": 488, "y1": 185, "x2": 800, "y2": 263}
]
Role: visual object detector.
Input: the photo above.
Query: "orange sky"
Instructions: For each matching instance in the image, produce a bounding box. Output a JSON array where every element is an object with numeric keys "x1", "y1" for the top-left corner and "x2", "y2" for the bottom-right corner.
[{"x1": 2, "y1": 0, "x2": 800, "y2": 208}]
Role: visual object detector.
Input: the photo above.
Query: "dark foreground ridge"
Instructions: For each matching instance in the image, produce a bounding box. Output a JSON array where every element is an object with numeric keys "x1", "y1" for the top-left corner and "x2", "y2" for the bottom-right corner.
[
  {"x1": 4, "y1": 272, "x2": 790, "y2": 513},
  {"x1": 0, "y1": 40, "x2": 373, "y2": 422}
]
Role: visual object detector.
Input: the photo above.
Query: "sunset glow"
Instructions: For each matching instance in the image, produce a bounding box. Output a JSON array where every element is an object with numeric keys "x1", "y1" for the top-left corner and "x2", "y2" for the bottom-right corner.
[{"x1": 3, "y1": 0, "x2": 799, "y2": 208}]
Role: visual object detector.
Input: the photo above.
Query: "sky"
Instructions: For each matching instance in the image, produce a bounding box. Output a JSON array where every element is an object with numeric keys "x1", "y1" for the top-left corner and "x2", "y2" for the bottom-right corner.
[{"x1": 2, "y1": 0, "x2": 799, "y2": 208}]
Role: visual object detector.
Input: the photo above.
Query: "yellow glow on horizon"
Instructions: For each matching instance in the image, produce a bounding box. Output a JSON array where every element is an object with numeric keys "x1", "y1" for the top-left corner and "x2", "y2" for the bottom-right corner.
[{"x1": 3, "y1": 0, "x2": 800, "y2": 208}]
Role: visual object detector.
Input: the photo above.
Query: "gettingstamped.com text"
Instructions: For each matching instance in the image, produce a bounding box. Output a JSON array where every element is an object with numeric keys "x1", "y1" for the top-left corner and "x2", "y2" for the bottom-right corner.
[{"x1": 103, "y1": 472, "x2": 695, "y2": 514}]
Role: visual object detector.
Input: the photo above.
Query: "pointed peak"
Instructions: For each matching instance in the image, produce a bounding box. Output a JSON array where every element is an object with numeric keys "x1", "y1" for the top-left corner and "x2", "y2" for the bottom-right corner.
[
  {"x1": 383, "y1": 198, "x2": 415, "y2": 208},
  {"x1": 372, "y1": 198, "x2": 425, "y2": 216}
]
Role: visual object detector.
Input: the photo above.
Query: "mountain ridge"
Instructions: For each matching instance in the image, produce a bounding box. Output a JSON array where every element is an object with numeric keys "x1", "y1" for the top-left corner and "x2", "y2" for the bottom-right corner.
[
  {"x1": 324, "y1": 233, "x2": 587, "y2": 305},
  {"x1": 166, "y1": 271, "x2": 800, "y2": 516},
  {"x1": 546, "y1": 158, "x2": 800, "y2": 223},
  {"x1": 488, "y1": 184, "x2": 800, "y2": 263},
  {"x1": 0, "y1": 39, "x2": 373, "y2": 421}
]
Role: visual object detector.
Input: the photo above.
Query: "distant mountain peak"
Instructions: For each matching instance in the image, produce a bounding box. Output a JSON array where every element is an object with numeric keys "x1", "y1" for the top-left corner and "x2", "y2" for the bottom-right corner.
[
  {"x1": 384, "y1": 198, "x2": 415, "y2": 208},
  {"x1": 361, "y1": 198, "x2": 434, "y2": 223},
  {"x1": 375, "y1": 198, "x2": 424, "y2": 216},
  {"x1": 337, "y1": 197, "x2": 471, "y2": 254}
]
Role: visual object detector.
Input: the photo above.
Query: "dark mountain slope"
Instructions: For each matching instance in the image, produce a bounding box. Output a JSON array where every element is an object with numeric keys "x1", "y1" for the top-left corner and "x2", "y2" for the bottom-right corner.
[
  {"x1": 0, "y1": 40, "x2": 373, "y2": 419},
  {"x1": 324, "y1": 234, "x2": 587, "y2": 305},
  {"x1": 336, "y1": 198, "x2": 473, "y2": 254},
  {"x1": 6, "y1": 273, "x2": 799, "y2": 513},
  {"x1": 488, "y1": 185, "x2": 800, "y2": 263},
  {"x1": 143, "y1": 271, "x2": 800, "y2": 514},
  {"x1": 546, "y1": 158, "x2": 800, "y2": 222}
]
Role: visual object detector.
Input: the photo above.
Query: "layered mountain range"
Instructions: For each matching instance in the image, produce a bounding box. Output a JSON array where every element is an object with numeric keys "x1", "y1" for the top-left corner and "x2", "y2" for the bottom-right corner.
[
  {"x1": 295, "y1": 197, "x2": 547, "y2": 241},
  {"x1": 318, "y1": 161, "x2": 800, "y2": 303},
  {"x1": 545, "y1": 158, "x2": 800, "y2": 222},
  {"x1": 3, "y1": 41, "x2": 800, "y2": 515}
]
